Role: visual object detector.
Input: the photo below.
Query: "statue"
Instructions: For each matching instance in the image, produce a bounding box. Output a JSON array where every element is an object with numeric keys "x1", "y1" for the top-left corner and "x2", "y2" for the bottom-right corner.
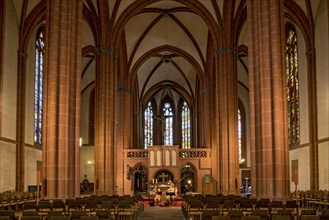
[
  {"x1": 153, "y1": 115, "x2": 166, "y2": 141},
  {"x1": 81, "y1": 175, "x2": 90, "y2": 193},
  {"x1": 126, "y1": 165, "x2": 133, "y2": 180}
]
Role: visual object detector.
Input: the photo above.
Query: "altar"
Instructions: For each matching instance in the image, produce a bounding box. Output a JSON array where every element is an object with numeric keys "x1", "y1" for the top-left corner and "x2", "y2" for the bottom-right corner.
[
  {"x1": 149, "y1": 183, "x2": 171, "y2": 194},
  {"x1": 157, "y1": 184, "x2": 171, "y2": 192}
]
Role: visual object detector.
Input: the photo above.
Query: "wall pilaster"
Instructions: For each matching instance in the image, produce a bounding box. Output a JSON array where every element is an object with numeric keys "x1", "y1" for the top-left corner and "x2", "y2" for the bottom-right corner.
[
  {"x1": 16, "y1": 51, "x2": 27, "y2": 192},
  {"x1": 116, "y1": 87, "x2": 133, "y2": 195},
  {"x1": 200, "y1": 86, "x2": 215, "y2": 149},
  {"x1": 306, "y1": 48, "x2": 318, "y2": 191},
  {"x1": 0, "y1": 0, "x2": 4, "y2": 136}
]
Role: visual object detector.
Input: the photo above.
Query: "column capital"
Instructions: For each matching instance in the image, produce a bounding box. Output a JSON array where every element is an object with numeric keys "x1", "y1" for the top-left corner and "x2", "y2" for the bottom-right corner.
[
  {"x1": 193, "y1": 111, "x2": 202, "y2": 116},
  {"x1": 305, "y1": 49, "x2": 314, "y2": 57},
  {"x1": 214, "y1": 45, "x2": 239, "y2": 57},
  {"x1": 200, "y1": 86, "x2": 215, "y2": 94},
  {"x1": 117, "y1": 87, "x2": 133, "y2": 93},
  {"x1": 95, "y1": 46, "x2": 119, "y2": 57},
  {"x1": 17, "y1": 51, "x2": 28, "y2": 59}
]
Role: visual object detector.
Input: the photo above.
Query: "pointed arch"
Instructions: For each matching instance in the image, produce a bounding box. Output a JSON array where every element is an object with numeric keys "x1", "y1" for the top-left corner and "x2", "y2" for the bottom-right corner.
[{"x1": 181, "y1": 163, "x2": 196, "y2": 193}]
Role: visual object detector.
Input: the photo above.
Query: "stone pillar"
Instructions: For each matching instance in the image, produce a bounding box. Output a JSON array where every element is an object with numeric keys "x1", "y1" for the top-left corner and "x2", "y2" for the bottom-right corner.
[
  {"x1": 94, "y1": 47, "x2": 118, "y2": 195},
  {"x1": 215, "y1": 0, "x2": 240, "y2": 195},
  {"x1": 93, "y1": 0, "x2": 118, "y2": 195},
  {"x1": 215, "y1": 46, "x2": 239, "y2": 195},
  {"x1": 247, "y1": 0, "x2": 290, "y2": 198},
  {"x1": 43, "y1": 0, "x2": 82, "y2": 198}
]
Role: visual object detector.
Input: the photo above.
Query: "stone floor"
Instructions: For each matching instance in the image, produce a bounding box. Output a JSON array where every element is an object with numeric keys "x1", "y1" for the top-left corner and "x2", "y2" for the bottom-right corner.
[{"x1": 139, "y1": 206, "x2": 185, "y2": 220}]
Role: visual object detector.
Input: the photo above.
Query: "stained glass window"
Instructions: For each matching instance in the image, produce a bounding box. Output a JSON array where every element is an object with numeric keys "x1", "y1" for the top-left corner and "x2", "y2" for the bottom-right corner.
[
  {"x1": 285, "y1": 25, "x2": 300, "y2": 146},
  {"x1": 163, "y1": 102, "x2": 173, "y2": 145},
  {"x1": 144, "y1": 102, "x2": 153, "y2": 148},
  {"x1": 238, "y1": 108, "x2": 242, "y2": 162},
  {"x1": 34, "y1": 28, "x2": 45, "y2": 145},
  {"x1": 89, "y1": 89, "x2": 95, "y2": 145},
  {"x1": 182, "y1": 102, "x2": 191, "y2": 149}
]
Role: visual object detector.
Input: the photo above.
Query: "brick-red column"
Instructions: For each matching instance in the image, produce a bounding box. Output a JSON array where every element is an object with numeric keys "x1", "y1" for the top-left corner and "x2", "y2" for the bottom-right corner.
[
  {"x1": 247, "y1": 0, "x2": 290, "y2": 198},
  {"x1": 93, "y1": 0, "x2": 117, "y2": 195},
  {"x1": 215, "y1": 0, "x2": 239, "y2": 195},
  {"x1": 215, "y1": 47, "x2": 239, "y2": 195},
  {"x1": 43, "y1": 0, "x2": 82, "y2": 198},
  {"x1": 94, "y1": 50, "x2": 117, "y2": 195}
]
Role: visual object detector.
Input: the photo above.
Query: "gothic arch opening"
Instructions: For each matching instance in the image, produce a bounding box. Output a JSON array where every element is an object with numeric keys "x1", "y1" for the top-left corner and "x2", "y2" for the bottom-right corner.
[
  {"x1": 181, "y1": 163, "x2": 196, "y2": 194},
  {"x1": 132, "y1": 164, "x2": 148, "y2": 194}
]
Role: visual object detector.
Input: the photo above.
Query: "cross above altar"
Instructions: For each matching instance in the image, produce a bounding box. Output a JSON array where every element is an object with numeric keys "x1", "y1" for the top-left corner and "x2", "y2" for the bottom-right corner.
[{"x1": 159, "y1": 172, "x2": 168, "y2": 182}]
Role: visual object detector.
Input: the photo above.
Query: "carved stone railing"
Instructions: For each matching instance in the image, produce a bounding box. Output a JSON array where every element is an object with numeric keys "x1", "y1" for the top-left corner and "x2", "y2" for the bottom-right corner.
[
  {"x1": 179, "y1": 149, "x2": 209, "y2": 158},
  {"x1": 124, "y1": 148, "x2": 210, "y2": 159},
  {"x1": 125, "y1": 149, "x2": 148, "y2": 158}
]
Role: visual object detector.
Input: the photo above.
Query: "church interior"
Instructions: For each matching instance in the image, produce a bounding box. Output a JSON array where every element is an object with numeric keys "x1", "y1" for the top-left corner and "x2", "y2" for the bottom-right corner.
[{"x1": 0, "y1": 0, "x2": 329, "y2": 218}]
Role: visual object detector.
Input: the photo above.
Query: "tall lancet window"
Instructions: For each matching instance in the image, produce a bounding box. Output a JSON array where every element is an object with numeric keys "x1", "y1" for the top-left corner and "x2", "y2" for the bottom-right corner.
[
  {"x1": 238, "y1": 108, "x2": 242, "y2": 162},
  {"x1": 286, "y1": 25, "x2": 300, "y2": 146},
  {"x1": 182, "y1": 102, "x2": 191, "y2": 149},
  {"x1": 144, "y1": 102, "x2": 153, "y2": 149},
  {"x1": 163, "y1": 102, "x2": 173, "y2": 145},
  {"x1": 34, "y1": 28, "x2": 45, "y2": 145}
]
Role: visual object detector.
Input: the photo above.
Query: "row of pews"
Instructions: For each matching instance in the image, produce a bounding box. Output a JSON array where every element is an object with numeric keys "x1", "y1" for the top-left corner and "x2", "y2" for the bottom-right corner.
[
  {"x1": 0, "y1": 191, "x2": 41, "y2": 211},
  {"x1": 181, "y1": 194, "x2": 329, "y2": 220},
  {"x1": 290, "y1": 190, "x2": 329, "y2": 210},
  {"x1": 0, "y1": 195, "x2": 144, "y2": 220}
]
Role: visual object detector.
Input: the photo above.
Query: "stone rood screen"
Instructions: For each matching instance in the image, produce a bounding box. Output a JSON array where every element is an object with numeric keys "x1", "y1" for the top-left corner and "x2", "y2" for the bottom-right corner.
[{"x1": 148, "y1": 145, "x2": 179, "y2": 167}]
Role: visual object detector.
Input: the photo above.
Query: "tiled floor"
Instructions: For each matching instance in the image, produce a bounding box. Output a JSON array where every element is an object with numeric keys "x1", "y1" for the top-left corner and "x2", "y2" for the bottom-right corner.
[{"x1": 139, "y1": 206, "x2": 185, "y2": 220}]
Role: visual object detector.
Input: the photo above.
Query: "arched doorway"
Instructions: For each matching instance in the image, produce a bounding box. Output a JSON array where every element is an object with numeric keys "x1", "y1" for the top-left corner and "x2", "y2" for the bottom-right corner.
[
  {"x1": 133, "y1": 164, "x2": 148, "y2": 194},
  {"x1": 181, "y1": 163, "x2": 195, "y2": 194},
  {"x1": 154, "y1": 169, "x2": 174, "y2": 184}
]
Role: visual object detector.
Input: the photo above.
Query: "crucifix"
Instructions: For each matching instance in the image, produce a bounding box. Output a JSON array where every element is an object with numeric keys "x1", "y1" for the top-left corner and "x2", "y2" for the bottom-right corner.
[
  {"x1": 160, "y1": 172, "x2": 168, "y2": 183},
  {"x1": 153, "y1": 115, "x2": 166, "y2": 144}
]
